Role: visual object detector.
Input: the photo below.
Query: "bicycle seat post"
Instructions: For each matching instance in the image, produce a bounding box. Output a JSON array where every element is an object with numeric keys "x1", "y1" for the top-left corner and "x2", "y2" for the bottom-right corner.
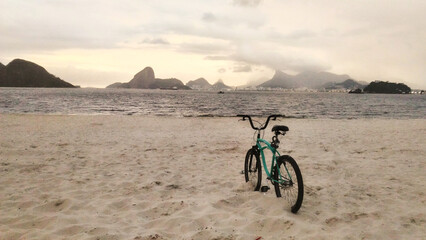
[{"x1": 271, "y1": 134, "x2": 280, "y2": 149}]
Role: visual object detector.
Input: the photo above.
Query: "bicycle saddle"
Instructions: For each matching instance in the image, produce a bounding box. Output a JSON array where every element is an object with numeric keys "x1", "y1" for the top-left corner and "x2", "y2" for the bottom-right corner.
[{"x1": 272, "y1": 125, "x2": 289, "y2": 134}]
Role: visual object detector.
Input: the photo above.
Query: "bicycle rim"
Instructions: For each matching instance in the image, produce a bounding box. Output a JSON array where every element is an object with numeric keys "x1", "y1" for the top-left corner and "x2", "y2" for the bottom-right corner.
[
  {"x1": 245, "y1": 149, "x2": 261, "y2": 191},
  {"x1": 274, "y1": 156, "x2": 304, "y2": 213}
]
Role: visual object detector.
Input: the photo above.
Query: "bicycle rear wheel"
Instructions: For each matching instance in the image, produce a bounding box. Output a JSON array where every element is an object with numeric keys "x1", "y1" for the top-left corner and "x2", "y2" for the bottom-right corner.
[
  {"x1": 273, "y1": 155, "x2": 304, "y2": 213},
  {"x1": 244, "y1": 148, "x2": 261, "y2": 191}
]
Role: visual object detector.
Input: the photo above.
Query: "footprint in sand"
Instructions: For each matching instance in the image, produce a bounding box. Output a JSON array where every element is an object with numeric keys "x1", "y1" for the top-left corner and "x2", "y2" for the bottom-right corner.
[
  {"x1": 34, "y1": 199, "x2": 71, "y2": 212},
  {"x1": 212, "y1": 195, "x2": 248, "y2": 210}
]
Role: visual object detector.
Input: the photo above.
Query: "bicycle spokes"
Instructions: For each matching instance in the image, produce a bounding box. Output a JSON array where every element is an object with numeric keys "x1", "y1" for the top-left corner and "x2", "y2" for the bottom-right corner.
[
  {"x1": 245, "y1": 149, "x2": 262, "y2": 191},
  {"x1": 273, "y1": 156, "x2": 304, "y2": 213}
]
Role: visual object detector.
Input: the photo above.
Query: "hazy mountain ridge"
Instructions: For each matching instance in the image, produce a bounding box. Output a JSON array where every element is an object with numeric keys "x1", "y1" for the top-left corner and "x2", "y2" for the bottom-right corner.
[
  {"x1": 259, "y1": 70, "x2": 353, "y2": 89},
  {"x1": 0, "y1": 59, "x2": 76, "y2": 88},
  {"x1": 212, "y1": 80, "x2": 232, "y2": 90},
  {"x1": 322, "y1": 79, "x2": 367, "y2": 90},
  {"x1": 258, "y1": 71, "x2": 298, "y2": 88},
  {"x1": 0, "y1": 59, "x2": 414, "y2": 91}
]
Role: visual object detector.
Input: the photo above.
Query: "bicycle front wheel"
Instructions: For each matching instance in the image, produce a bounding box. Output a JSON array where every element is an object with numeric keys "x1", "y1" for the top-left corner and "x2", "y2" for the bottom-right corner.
[
  {"x1": 273, "y1": 155, "x2": 304, "y2": 213},
  {"x1": 244, "y1": 148, "x2": 261, "y2": 191}
]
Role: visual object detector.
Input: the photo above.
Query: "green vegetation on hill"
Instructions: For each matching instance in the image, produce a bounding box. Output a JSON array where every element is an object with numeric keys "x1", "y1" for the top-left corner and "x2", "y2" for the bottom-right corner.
[{"x1": 364, "y1": 81, "x2": 411, "y2": 94}]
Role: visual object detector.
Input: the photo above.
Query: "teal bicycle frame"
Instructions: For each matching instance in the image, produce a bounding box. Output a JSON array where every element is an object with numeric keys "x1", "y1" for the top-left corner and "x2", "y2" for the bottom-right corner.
[
  {"x1": 256, "y1": 138, "x2": 292, "y2": 185},
  {"x1": 257, "y1": 138, "x2": 279, "y2": 179}
]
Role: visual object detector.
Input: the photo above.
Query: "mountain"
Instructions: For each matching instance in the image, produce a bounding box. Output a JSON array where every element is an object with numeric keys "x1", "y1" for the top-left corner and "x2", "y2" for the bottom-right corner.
[
  {"x1": 296, "y1": 71, "x2": 351, "y2": 88},
  {"x1": 105, "y1": 82, "x2": 124, "y2": 88},
  {"x1": 185, "y1": 78, "x2": 234, "y2": 91},
  {"x1": 322, "y1": 79, "x2": 366, "y2": 90},
  {"x1": 212, "y1": 79, "x2": 232, "y2": 90},
  {"x1": 150, "y1": 78, "x2": 189, "y2": 89},
  {"x1": 364, "y1": 81, "x2": 411, "y2": 94},
  {"x1": 0, "y1": 59, "x2": 76, "y2": 88},
  {"x1": 186, "y1": 78, "x2": 211, "y2": 90},
  {"x1": 258, "y1": 71, "x2": 297, "y2": 88},
  {"x1": 0, "y1": 62, "x2": 5, "y2": 80},
  {"x1": 128, "y1": 66, "x2": 156, "y2": 88},
  {"x1": 259, "y1": 70, "x2": 351, "y2": 89},
  {"x1": 106, "y1": 67, "x2": 190, "y2": 90}
]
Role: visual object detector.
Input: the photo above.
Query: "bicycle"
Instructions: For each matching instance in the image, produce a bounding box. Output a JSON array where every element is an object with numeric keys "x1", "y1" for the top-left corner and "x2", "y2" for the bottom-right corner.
[{"x1": 237, "y1": 115, "x2": 304, "y2": 213}]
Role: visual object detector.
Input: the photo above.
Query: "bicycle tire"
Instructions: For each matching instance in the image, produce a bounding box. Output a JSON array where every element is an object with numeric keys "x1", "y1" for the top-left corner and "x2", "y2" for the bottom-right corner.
[
  {"x1": 244, "y1": 148, "x2": 262, "y2": 191},
  {"x1": 273, "y1": 155, "x2": 304, "y2": 213}
]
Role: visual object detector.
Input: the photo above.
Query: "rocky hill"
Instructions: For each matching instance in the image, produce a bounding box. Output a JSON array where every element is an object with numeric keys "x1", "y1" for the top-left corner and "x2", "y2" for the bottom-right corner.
[
  {"x1": 0, "y1": 59, "x2": 76, "y2": 88},
  {"x1": 107, "y1": 67, "x2": 190, "y2": 90},
  {"x1": 186, "y1": 78, "x2": 211, "y2": 90},
  {"x1": 127, "y1": 66, "x2": 155, "y2": 88},
  {"x1": 185, "y1": 78, "x2": 233, "y2": 91}
]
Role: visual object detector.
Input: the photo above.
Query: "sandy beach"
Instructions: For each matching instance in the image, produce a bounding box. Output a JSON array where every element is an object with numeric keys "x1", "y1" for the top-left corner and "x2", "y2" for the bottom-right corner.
[{"x1": 0, "y1": 115, "x2": 425, "y2": 240}]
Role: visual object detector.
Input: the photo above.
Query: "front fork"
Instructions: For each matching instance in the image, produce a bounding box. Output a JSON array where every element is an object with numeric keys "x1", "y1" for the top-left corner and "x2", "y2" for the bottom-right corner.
[{"x1": 248, "y1": 145, "x2": 259, "y2": 172}]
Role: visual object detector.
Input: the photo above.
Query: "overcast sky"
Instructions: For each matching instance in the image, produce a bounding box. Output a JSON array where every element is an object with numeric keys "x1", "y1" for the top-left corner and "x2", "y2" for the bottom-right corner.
[{"x1": 1, "y1": 0, "x2": 425, "y2": 88}]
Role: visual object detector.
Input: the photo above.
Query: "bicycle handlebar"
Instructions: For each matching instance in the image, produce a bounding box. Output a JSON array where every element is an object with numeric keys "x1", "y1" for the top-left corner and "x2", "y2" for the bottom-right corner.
[{"x1": 237, "y1": 114, "x2": 283, "y2": 130}]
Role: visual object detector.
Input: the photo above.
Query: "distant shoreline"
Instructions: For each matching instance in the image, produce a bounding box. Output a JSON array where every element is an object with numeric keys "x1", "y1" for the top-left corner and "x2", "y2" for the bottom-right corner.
[{"x1": 1, "y1": 86, "x2": 425, "y2": 94}]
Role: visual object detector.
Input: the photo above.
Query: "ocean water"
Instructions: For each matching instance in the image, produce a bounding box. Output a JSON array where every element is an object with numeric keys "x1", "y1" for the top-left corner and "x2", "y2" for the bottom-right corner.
[{"x1": 0, "y1": 88, "x2": 425, "y2": 119}]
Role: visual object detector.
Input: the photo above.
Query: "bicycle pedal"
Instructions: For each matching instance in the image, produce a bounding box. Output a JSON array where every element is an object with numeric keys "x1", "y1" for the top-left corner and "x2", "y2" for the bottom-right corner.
[{"x1": 260, "y1": 186, "x2": 270, "y2": 192}]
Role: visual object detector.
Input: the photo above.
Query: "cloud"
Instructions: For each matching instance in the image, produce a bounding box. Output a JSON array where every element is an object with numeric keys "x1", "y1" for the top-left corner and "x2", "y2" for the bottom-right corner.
[
  {"x1": 204, "y1": 55, "x2": 230, "y2": 60},
  {"x1": 233, "y1": 64, "x2": 252, "y2": 72},
  {"x1": 202, "y1": 12, "x2": 216, "y2": 22},
  {"x1": 233, "y1": 0, "x2": 262, "y2": 7},
  {"x1": 1, "y1": 0, "x2": 425, "y2": 88},
  {"x1": 232, "y1": 44, "x2": 331, "y2": 73},
  {"x1": 141, "y1": 38, "x2": 170, "y2": 45},
  {"x1": 218, "y1": 68, "x2": 226, "y2": 73},
  {"x1": 179, "y1": 42, "x2": 230, "y2": 54},
  {"x1": 0, "y1": 0, "x2": 150, "y2": 51}
]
